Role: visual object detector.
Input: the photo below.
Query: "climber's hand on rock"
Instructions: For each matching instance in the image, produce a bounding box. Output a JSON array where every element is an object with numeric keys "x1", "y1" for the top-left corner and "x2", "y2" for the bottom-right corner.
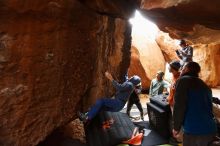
[{"x1": 105, "y1": 71, "x2": 113, "y2": 81}]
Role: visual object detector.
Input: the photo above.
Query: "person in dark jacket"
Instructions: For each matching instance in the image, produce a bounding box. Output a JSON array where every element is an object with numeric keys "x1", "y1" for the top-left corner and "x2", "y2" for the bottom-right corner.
[
  {"x1": 124, "y1": 73, "x2": 144, "y2": 121},
  {"x1": 78, "y1": 71, "x2": 141, "y2": 124},
  {"x1": 175, "y1": 39, "x2": 193, "y2": 66},
  {"x1": 126, "y1": 83, "x2": 144, "y2": 121},
  {"x1": 172, "y1": 61, "x2": 217, "y2": 146}
]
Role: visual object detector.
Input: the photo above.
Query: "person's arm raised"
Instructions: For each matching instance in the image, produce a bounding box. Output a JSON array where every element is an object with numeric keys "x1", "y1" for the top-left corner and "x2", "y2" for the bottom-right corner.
[
  {"x1": 105, "y1": 71, "x2": 113, "y2": 81},
  {"x1": 105, "y1": 71, "x2": 132, "y2": 91}
]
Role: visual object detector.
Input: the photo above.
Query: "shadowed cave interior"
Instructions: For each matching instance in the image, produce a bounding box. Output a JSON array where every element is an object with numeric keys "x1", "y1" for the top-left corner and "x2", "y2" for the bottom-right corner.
[{"x1": 0, "y1": 0, "x2": 220, "y2": 146}]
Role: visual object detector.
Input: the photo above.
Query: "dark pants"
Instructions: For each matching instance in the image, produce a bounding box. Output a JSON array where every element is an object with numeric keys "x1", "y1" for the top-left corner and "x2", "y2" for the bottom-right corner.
[
  {"x1": 126, "y1": 91, "x2": 143, "y2": 117},
  {"x1": 183, "y1": 133, "x2": 216, "y2": 146},
  {"x1": 87, "y1": 98, "x2": 125, "y2": 120}
]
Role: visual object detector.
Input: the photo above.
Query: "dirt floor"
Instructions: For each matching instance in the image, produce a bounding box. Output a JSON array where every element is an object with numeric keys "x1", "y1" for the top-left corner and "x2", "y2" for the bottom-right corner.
[{"x1": 212, "y1": 86, "x2": 220, "y2": 98}]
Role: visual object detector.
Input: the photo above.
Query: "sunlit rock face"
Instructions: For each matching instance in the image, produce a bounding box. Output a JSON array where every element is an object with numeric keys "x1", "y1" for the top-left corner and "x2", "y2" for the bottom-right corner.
[
  {"x1": 141, "y1": 0, "x2": 220, "y2": 87},
  {"x1": 194, "y1": 44, "x2": 220, "y2": 87},
  {"x1": 128, "y1": 11, "x2": 166, "y2": 90},
  {"x1": 129, "y1": 35, "x2": 166, "y2": 89},
  {"x1": 155, "y1": 32, "x2": 220, "y2": 87},
  {"x1": 141, "y1": 0, "x2": 191, "y2": 9},
  {"x1": 0, "y1": 0, "x2": 132, "y2": 145},
  {"x1": 128, "y1": 46, "x2": 151, "y2": 90},
  {"x1": 156, "y1": 31, "x2": 179, "y2": 62}
]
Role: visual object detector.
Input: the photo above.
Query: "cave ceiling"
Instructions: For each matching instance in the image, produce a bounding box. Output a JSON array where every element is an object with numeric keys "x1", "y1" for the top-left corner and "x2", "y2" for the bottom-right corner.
[{"x1": 140, "y1": 0, "x2": 220, "y2": 41}]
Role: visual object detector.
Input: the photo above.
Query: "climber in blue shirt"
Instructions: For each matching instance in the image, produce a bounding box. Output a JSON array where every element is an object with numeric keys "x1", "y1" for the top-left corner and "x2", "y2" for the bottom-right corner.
[{"x1": 78, "y1": 71, "x2": 141, "y2": 124}]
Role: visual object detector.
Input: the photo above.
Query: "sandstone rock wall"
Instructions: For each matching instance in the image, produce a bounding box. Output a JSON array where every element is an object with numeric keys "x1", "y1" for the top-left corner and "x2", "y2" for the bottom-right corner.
[
  {"x1": 156, "y1": 31, "x2": 179, "y2": 62},
  {"x1": 129, "y1": 34, "x2": 166, "y2": 89},
  {"x1": 1, "y1": 0, "x2": 220, "y2": 145},
  {"x1": 78, "y1": 0, "x2": 140, "y2": 18},
  {"x1": 193, "y1": 44, "x2": 220, "y2": 87},
  {"x1": 141, "y1": 0, "x2": 220, "y2": 87},
  {"x1": 156, "y1": 31, "x2": 220, "y2": 87},
  {"x1": 0, "y1": 0, "x2": 132, "y2": 145},
  {"x1": 83, "y1": 17, "x2": 132, "y2": 109},
  {"x1": 128, "y1": 46, "x2": 151, "y2": 90},
  {"x1": 141, "y1": 0, "x2": 220, "y2": 32}
]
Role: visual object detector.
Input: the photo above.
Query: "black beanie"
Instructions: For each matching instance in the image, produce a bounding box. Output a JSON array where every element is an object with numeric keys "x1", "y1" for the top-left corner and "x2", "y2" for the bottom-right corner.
[{"x1": 169, "y1": 60, "x2": 181, "y2": 71}]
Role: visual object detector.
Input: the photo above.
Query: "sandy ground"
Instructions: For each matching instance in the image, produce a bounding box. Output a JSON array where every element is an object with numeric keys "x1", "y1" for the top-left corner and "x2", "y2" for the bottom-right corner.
[
  {"x1": 212, "y1": 86, "x2": 220, "y2": 98},
  {"x1": 139, "y1": 94, "x2": 149, "y2": 108}
]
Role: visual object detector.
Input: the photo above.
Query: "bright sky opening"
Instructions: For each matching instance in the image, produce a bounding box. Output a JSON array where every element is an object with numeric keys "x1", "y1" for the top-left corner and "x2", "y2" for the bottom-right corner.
[{"x1": 129, "y1": 10, "x2": 159, "y2": 39}]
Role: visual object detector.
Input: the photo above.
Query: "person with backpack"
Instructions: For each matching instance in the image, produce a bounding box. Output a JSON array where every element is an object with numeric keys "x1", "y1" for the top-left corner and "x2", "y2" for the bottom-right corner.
[
  {"x1": 126, "y1": 80, "x2": 144, "y2": 121},
  {"x1": 173, "y1": 62, "x2": 217, "y2": 146},
  {"x1": 123, "y1": 73, "x2": 144, "y2": 121}
]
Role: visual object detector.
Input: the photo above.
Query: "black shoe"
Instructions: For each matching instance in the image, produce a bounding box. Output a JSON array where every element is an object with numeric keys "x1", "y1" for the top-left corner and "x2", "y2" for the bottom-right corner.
[{"x1": 77, "y1": 111, "x2": 88, "y2": 123}]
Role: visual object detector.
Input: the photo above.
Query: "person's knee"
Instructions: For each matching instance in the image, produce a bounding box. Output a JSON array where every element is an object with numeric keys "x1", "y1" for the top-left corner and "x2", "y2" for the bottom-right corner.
[{"x1": 96, "y1": 99, "x2": 105, "y2": 106}]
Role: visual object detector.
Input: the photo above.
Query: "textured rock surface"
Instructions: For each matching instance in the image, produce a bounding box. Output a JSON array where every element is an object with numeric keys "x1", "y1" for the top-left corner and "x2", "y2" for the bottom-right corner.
[
  {"x1": 128, "y1": 46, "x2": 151, "y2": 90},
  {"x1": 164, "y1": 25, "x2": 220, "y2": 45},
  {"x1": 132, "y1": 32, "x2": 166, "y2": 80},
  {"x1": 1, "y1": 0, "x2": 220, "y2": 145},
  {"x1": 193, "y1": 43, "x2": 220, "y2": 87},
  {"x1": 78, "y1": 0, "x2": 141, "y2": 18},
  {"x1": 0, "y1": 0, "x2": 132, "y2": 145},
  {"x1": 156, "y1": 30, "x2": 220, "y2": 87},
  {"x1": 129, "y1": 33, "x2": 166, "y2": 89},
  {"x1": 156, "y1": 31, "x2": 179, "y2": 62},
  {"x1": 156, "y1": 32, "x2": 220, "y2": 87},
  {"x1": 141, "y1": 0, "x2": 220, "y2": 32},
  {"x1": 141, "y1": 0, "x2": 220, "y2": 87},
  {"x1": 63, "y1": 119, "x2": 86, "y2": 143}
]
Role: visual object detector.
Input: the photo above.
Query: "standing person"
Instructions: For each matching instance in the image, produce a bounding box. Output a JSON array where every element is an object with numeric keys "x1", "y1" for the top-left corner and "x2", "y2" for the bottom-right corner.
[
  {"x1": 126, "y1": 81, "x2": 144, "y2": 121},
  {"x1": 166, "y1": 60, "x2": 181, "y2": 108},
  {"x1": 172, "y1": 62, "x2": 217, "y2": 146},
  {"x1": 124, "y1": 72, "x2": 144, "y2": 121},
  {"x1": 175, "y1": 39, "x2": 193, "y2": 66},
  {"x1": 149, "y1": 71, "x2": 169, "y2": 97},
  {"x1": 166, "y1": 60, "x2": 182, "y2": 145},
  {"x1": 78, "y1": 71, "x2": 141, "y2": 124}
]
